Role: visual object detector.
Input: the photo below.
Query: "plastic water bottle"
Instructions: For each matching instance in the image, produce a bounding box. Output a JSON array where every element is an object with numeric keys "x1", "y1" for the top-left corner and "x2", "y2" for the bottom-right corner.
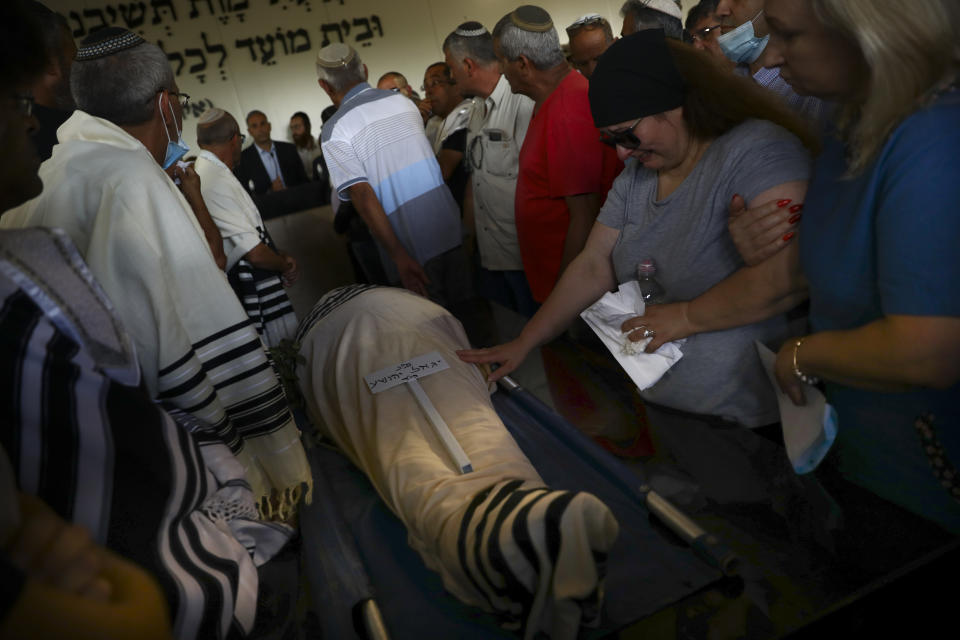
[{"x1": 636, "y1": 258, "x2": 666, "y2": 306}]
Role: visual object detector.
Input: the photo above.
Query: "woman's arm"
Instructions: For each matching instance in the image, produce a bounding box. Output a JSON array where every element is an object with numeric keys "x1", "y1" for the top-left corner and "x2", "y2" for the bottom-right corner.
[
  {"x1": 624, "y1": 181, "x2": 809, "y2": 351},
  {"x1": 774, "y1": 315, "x2": 960, "y2": 405},
  {"x1": 457, "y1": 221, "x2": 619, "y2": 381}
]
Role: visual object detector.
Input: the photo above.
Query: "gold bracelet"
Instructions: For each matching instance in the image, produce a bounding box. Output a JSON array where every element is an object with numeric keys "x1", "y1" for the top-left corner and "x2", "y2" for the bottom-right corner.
[{"x1": 792, "y1": 337, "x2": 821, "y2": 385}]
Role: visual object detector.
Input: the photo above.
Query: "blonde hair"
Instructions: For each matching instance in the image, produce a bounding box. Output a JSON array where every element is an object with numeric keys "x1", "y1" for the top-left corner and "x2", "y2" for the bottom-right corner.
[{"x1": 811, "y1": 0, "x2": 960, "y2": 175}]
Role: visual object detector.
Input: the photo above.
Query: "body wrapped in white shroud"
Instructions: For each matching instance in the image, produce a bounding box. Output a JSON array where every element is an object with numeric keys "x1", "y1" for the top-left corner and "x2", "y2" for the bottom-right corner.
[{"x1": 296, "y1": 286, "x2": 619, "y2": 639}]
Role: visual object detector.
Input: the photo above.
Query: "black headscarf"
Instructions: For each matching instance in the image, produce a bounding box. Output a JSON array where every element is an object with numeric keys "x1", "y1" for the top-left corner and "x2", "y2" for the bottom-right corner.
[{"x1": 588, "y1": 29, "x2": 686, "y2": 127}]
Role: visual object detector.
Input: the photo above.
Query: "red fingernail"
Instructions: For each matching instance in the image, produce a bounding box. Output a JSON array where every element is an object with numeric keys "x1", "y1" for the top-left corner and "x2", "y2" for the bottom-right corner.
[
  {"x1": 788, "y1": 213, "x2": 802, "y2": 224},
  {"x1": 789, "y1": 204, "x2": 803, "y2": 213},
  {"x1": 782, "y1": 232, "x2": 795, "y2": 242},
  {"x1": 777, "y1": 199, "x2": 792, "y2": 207}
]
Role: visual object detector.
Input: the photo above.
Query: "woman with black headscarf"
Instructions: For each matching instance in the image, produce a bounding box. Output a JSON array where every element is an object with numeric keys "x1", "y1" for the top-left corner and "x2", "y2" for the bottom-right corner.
[{"x1": 460, "y1": 29, "x2": 817, "y2": 504}]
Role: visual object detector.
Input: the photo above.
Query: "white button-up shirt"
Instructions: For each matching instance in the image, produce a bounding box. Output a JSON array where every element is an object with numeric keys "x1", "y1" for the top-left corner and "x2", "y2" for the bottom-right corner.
[{"x1": 465, "y1": 75, "x2": 534, "y2": 271}]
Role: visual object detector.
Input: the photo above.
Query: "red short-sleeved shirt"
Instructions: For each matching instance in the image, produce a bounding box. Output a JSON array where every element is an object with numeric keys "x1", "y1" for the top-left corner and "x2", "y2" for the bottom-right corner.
[{"x1": 515, "y1": 71, "x2": 622, "y2": 302}]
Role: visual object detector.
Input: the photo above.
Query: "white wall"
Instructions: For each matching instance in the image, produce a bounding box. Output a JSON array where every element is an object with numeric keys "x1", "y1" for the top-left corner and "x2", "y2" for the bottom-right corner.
[{"x1": 46, "y1": 0, "x2": 691, "y2": 150}]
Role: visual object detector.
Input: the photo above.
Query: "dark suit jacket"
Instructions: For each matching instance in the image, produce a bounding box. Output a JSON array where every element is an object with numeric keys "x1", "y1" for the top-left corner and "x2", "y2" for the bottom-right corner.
[{"x1": 235, "y1": 140, "x2": 309, "y2": 195}]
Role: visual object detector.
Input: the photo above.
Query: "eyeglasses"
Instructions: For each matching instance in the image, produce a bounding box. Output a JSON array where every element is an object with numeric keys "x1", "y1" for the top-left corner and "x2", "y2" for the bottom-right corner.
[
  {"x1": 169, "y1": 91, "x2": 190, "y2": 108},
  {"x1": 238, "y1": 133, "x2": 246, "y2": 144},
  {"x1": 12, "y1": 93, "x2": 34, "y2": 117},
  {"x1": 688, "y1": 24, "x2": 722, "y2": 42},
  {"x1": 420, "y1": 77, "x2": 454, "y2": 92},
  {"x1": 599, "y1": 116, "x2": 644, "y2": 149}
]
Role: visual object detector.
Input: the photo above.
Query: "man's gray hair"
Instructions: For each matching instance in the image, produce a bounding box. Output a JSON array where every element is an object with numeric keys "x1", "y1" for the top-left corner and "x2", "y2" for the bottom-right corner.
[
  {"x1": 492, "y1": 14, "x2": 565, "y2": 70},
  {"x1": 71, "y1": 41, "x2": 173, "y2": 126},
  {"x1": 620, "y1": 0, "x2": 684, "y2": 39},
  {"x1": 442, "y1": 29, "x2": 498, "y2": 66},
  {"x1": 315, "y1": 52, "x2": 365, "y2": 93}
]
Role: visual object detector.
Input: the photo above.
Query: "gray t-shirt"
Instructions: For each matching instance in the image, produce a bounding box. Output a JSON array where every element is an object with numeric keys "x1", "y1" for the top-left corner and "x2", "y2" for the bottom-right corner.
[{"x1": 597, "y1": 119, "x2": 811, "y2": 427}]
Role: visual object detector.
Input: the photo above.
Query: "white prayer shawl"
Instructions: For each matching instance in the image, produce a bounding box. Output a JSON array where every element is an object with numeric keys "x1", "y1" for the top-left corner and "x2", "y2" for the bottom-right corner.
[
  {"x1": 0, "y1": 111, "x2": 311, "y2": 508},
  {"x1": 428, "y1": 98, "x2": 476, "y2": 154},
  {"x1": 296, "y1": 286, "x2": 619, "y2": 639},
  {"x1": 194, "y1": 150, "x2": 298, "y2": 348}
]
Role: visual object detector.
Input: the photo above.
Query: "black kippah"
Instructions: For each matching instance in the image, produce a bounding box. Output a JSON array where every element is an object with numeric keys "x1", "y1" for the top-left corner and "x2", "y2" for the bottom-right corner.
[
  {"x1": 76, "y1": 26, "x2": 145, "y2": 61},
  {"x1": 588, "y1": 30, "x2": 686, "y2": 128}
]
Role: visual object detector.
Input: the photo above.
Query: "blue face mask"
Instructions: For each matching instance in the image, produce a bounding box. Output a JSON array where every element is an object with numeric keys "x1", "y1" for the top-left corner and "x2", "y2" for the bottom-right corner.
[
  {"x1": 717, "y1": 10, "x2": 770, "y2": 64},
  {"x1": 158, "y1": 93, "x2": 189, "y2": 169}
]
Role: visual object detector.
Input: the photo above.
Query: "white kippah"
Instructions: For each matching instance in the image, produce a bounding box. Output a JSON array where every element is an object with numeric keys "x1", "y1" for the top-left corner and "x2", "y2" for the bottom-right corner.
[
  {"x1": 317, "y1": 43, "x2": 357, "y2": 68},
  {"x1": 454, "y1": 21, "x2": 488, "y2": 37},
  {"x1": 641, "y1": 0, "x2": 682, "y2": 21},
  {"x1": 197, "y1": 108, "x2": 226, "y2": 125}
]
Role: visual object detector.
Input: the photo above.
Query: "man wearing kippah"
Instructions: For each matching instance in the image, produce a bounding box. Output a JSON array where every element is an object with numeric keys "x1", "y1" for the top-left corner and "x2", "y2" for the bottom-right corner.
[
  {"x1": 194, "y1": 108, "x2": 300, "y2": 347},
  {"x1": 566, "y1": 14, "x2": 615, "y2": 80},
  {"x1": 620, "y1": 0, "x2": 684, "y2": 38},
  {"x1": 0, "y1": 17, "x2": 306, "y2": 639},
  {"x1": 443, "y1": 20, "x2": 537, "y2": 317},
  {"x1": 492, "y1": 5, "x2": 622, "y2": 304},
  {"x1": 316, "y1": 42, "x2": 471, "y2": 308},
  {"x1": 0, "y1": 27, "x2": 311, "y2": 534}
]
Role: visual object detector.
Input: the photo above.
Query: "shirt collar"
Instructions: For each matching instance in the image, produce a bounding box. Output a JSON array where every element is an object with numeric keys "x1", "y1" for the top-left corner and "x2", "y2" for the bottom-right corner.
[
  {"x1": 256, "y1": 141, "x2": 276, "y2": 156},
  {"x1": 486, "y1": 74, "x2": 513, "y2": 112},
  {"x1": 343, "y1": 82, "x2": 372, "y2": 104}
]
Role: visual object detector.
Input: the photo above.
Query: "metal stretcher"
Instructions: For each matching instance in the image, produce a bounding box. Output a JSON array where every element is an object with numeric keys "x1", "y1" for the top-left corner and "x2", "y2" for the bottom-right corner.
[{"x1": 300, "y1": 376, "x2": 738, "y2": 639}]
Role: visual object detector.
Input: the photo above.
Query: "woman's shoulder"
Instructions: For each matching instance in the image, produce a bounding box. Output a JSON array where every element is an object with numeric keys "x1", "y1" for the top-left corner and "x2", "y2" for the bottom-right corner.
[
  {"x1": 722, "y1": 118, "x2": 801, "y2": 147},
  {"x1": 890, "y1": 89, "x2": 960, "y2": 147}
]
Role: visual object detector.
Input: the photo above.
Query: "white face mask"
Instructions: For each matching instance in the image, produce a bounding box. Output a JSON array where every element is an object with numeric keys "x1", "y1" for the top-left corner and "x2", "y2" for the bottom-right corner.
[
  {"x1": 158, "y1": 92, "x2": 189, "y2": 169},
  {"x1": 717, "y1": 9, "x2": 770, "y2": 64}
]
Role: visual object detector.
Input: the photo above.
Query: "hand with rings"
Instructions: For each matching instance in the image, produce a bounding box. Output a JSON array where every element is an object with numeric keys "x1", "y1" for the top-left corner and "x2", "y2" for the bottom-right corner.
[{"x1": 620, "y1": 302, "x2": 694, "y2": 353}]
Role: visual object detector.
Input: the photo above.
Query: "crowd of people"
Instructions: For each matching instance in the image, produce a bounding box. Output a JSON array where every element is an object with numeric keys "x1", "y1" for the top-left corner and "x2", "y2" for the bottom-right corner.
[{"x1": 1, "y1": 0, "x2": 958, "y2": 637}]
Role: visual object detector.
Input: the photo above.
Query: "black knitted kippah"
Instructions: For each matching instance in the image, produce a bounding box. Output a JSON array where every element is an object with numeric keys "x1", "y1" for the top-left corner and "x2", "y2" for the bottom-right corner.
[
  {"x1": 509, "y1": 5, "x2": 553, "y2": 32},
  {"x1": 76, "y1": 27, "x2": 145, "y2": 61}
]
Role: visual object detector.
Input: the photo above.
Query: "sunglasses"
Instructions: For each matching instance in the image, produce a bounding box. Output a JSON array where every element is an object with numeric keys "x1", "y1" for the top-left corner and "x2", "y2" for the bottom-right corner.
[{"x1": 599, "y1": 117, "x2": 644, "y2": 149}]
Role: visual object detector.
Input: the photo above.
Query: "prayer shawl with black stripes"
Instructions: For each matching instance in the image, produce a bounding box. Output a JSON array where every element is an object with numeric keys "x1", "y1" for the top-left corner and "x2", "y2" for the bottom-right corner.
[
  {"x1": 0, "y1": 111, "x2": 311, "y2": 509},
  {"x1": 0, "y1": 227, "x2": 291, "y2": 638},
  {"x1": 195, "y1": 150, "x2": 297, "y2": 348},
  {"x1": 296, "y1": 286, "x2": 619, "y2": 639}
]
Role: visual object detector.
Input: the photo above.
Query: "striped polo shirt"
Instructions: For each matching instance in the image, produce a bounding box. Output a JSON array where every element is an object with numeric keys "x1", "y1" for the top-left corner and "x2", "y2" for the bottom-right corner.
[{"x1": 322, "y1": 83, "x2": 461, "y2": 266}]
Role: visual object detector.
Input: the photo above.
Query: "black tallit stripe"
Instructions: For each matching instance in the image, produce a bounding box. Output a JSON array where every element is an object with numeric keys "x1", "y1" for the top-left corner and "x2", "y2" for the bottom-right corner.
[
  {"x1": 159, "y1": 347, "x2": 199, "y2": 378},
  {"x1": 484, "y1": 490, "x2": 556, "y2": 606},
  {"x1": 164, "y1": 419, "x2": 222, "y2": 640},
  {"x1": 38, "y1": 330, "x2": 82, "y2": 518},
  {"x1": 294, "y1": 284, "x2": 378, "y2": 343},
  {"x1": 157, "y1": 368, "x2": 208, "y2": 400},
  {"x1": 456, "y1": 483, "x2": 501, "y2": 612},
  {"x1": 212, "y1": 361, "x2": 274, "y2": 391},
  {"x1": 0, "y1": 290, "x2": 42, "y2": 473},
  {"x1": 193, "y1": 319, "x2": 256, "y2": 350},
  {"x1": 201, "y1": 338, "x2": 264, "y2": 373},
  {"x1": 543, "y1": 491, "x2": 578, "y2": 570},
  {"x1": 460, "y1": 480, "x2": 527, "y2": 612},
  {"x1": 261, "y1": 306, "x2": 296, "y2": 324}
]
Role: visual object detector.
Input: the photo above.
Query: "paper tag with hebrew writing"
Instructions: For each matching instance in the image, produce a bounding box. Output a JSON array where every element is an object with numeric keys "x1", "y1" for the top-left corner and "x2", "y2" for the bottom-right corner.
[{"x1": 364, "y1": 351, "x2": 450, "y2": 394}]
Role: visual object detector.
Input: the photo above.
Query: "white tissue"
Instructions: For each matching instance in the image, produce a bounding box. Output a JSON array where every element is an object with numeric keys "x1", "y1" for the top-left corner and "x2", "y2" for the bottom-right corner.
[
  {"x1": 755, "y1": 341, "x2": 837, "y2": 474},
  {"x1": 580, "y1": 281, "x2": 684, "y2": 390}
]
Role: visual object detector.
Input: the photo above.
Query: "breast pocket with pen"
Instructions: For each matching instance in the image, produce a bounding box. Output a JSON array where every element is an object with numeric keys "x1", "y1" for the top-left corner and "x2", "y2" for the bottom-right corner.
[{"x1": 468, "y1": 128, "x2": 519, "y2": 179}]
